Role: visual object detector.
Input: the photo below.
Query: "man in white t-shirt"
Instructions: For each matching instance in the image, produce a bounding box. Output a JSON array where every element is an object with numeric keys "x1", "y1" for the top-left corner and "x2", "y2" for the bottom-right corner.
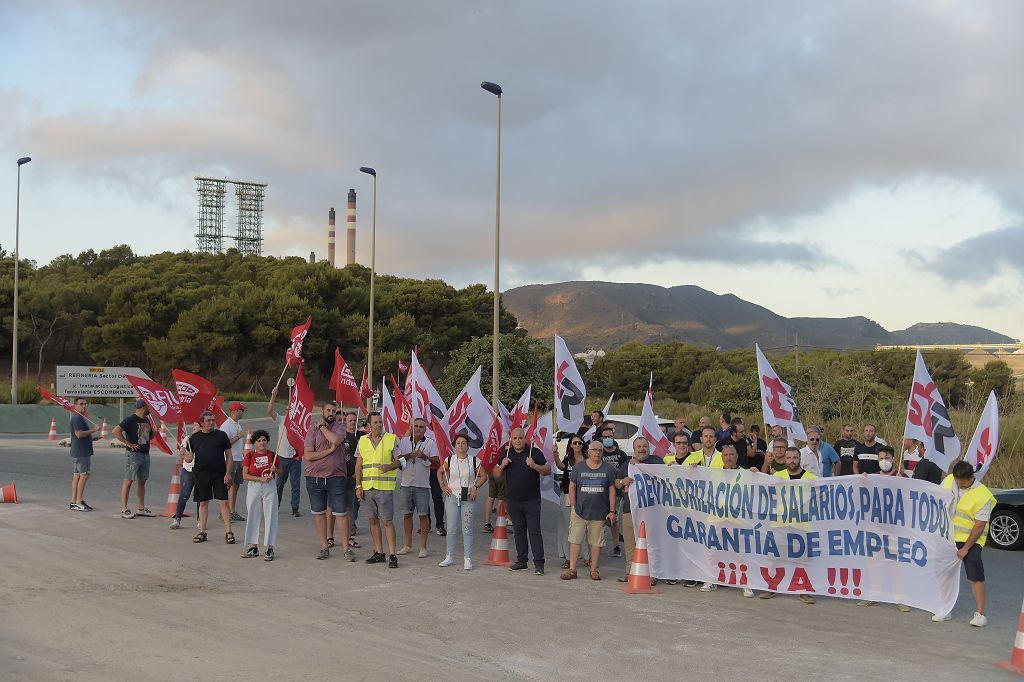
[
  {"x1": 396, "y1": 418, "x2": 439, "y2": 558},
  {"x1": 220, "y1": 402, "x2": 247, "y2": 522},
  {"x1": 268, "y1": 386, "x2": 301, "y2": 517},
  {"x1": 799, "y1": 428, "x2": 824, "y2": 477}
]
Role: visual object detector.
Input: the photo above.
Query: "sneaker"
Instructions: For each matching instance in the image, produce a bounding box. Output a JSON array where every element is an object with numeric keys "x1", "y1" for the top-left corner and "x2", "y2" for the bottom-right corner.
[
  {"x1": 317, "y1": 548, "x2": 330, "y2": 560},
  {"x1": 699, "y1": 582, "x2": 717, "y2": 592},
  {"x1": 230, "y1": 511, "x2": 245, "y2": 522},
  {"x1": 436, "y1": 527, "x2": 447, "y2": 537},
  {"x1": 396, "y1": 546, "x2": 412, "y2": 556},
  {"x1": 931, "y1": 613, "x2": 952, "y2": 622},
  {"x1": 759, "y1": 591, "x2": 776, "y2": 600},
  {"x1": 665, "y1": 579, "x2": 678, "y2": 586},
  {"x1": 344, "y1": 549, "x2": 355, "y2": 562},
  {"x1": 508, "y1": 561, "x2": 528, "y2": 571},
  {"x1": 464, "y1": 558, "x2": 473, "y2": 571},
  {"x1": 969, "y1": 612, "x2": 988, "y2": 627},
  {"x1": 365, "y1": 552, "x2": 385, "y2": 564},
  {"x1": 857, "y1": 600, "x2": 878, "y2": 607},
  {"x1": 799, "y1": 595, "x2": 815, "y2": 604},
  {"x1": 80, "y1": 500, "x2": 93, "y2": 511},
  {"x1": 534, "y1": 566, "x2": 545, "y2": 576},
  {"x1": 136, "y1": 508, "x2": 155, "y2": 517},
  {"x1": 484, "y1": 523, "x2": 494, "y2": 533},
  {"x1": 241, "y1": 546, "x2": 259, "y2": 558},
  {"x1": 417, "y1": 548, "x2": 428, "y2": 558},
  {"x1": 439, "y1": 555, "x2": 455, "y2": 567},
  {"x1": 264, "y1": 548, "x2": 275, "y2": 562},
  {"x1": 169, "y1": 518, "x2": 181, "y2": 529},
  {"x1": 71, "y1": 503, "x2": 88, "y2": 511},
  {"x1": 69, "y1": 502, "x2": 76, "y2": 510},
  {"x1": 388, "y1": 555, "x2": 398, "y2": 569},
  {"x1": 612, "y1": 545, "x2": 622, "y2": 558},
  {"x1": 121, "y1": 509, "x2": 136, "y2": 519},
  {"x1": 292, "y1": 510, "x2": 301, "y2": 517},
  {"x1": 683, "y1": 580, "x2": 698, "y2": 588},
  {"x1": 743, "y1": 588, "x2": 755, "y2": 598}
]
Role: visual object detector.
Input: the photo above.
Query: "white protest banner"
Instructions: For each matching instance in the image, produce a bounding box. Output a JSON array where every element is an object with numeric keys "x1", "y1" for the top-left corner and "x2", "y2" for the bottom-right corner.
[{"x1": 628, "y1": 465, "x2": 960, "y2": 615}]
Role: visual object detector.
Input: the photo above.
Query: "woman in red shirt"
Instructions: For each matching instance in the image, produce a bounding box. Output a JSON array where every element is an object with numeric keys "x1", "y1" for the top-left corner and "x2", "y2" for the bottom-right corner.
[{"x1": 241, "y1": 429, "x2": 282, "y2": 560}]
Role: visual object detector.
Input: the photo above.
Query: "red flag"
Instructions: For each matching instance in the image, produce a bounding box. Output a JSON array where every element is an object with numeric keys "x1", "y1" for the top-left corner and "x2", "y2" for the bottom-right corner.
[
  {"x1": 478, "y1": 413, "x2": 503, "y2": 473},
  {"x1": 359, "y1": 366, "x2": 373, "y2": 399},
  {"x1": 125, "y1": 375, "x2": 182, "y2": 424},
  {"x1": 389, "y1": 375, "x2": 412, "y2": 438},
  {"x1": 172, "y1": 369, "x2": 227, "y2": 425},
  {"x1": 147, "y1": 415, "x2": 172, "y2": 455},
  {"x1": 179, "y1": 391, "x2": 217, "y2": 424},
  {"x1": 286, "y1": 316, "x2": 313, "y2": 366},
  {"x1": 37, "y1": 386, "x2": 78, "y2": 414},
  {"x1": 329, "y1": 348, "x2": 364, "y2": 408},
  {"x1": 285, "y1": 369, "x2": 314, "y2": 455}
]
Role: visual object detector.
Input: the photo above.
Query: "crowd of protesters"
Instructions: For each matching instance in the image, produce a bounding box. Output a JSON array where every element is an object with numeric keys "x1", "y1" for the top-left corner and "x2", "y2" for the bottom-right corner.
[{"x1": 65, "y1": 400, "x2": 995, "y2": 627}]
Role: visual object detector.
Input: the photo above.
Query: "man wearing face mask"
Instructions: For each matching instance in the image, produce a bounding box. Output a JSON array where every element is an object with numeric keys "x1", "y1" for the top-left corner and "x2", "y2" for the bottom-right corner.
[
  {"x1": 616, "y1": 437, "x2": 658, "y2": 586},
  {"x1": 933, "y1": 461, "x2": 996, "y2": 627},
  {"x1": 113, "y1": 398, "x2": 156, "y2": 519},
  {"x1": 907, "y1": 439, "x2": 944, "y2": 485},
  {"x1": 598, "y1": 425, "x2": 628, "y2": 558},
  {"x1": 857, "y1": 446, "x2": 911, "y2": 612}
]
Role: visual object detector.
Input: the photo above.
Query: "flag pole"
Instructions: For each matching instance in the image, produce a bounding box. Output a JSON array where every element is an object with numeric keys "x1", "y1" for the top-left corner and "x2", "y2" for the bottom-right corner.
[{"x1": 273, "y1": 362, "x2": 290, "y2": 392}]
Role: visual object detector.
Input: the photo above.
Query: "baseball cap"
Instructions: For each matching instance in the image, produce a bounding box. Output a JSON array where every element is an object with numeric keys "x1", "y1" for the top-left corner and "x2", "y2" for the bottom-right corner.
[
  {"x1": 229, "y1": 401, "x2": 247, "y2": 411},
  {"x1": 135, "y1": 398, "x2": 147, "y2": 409}
]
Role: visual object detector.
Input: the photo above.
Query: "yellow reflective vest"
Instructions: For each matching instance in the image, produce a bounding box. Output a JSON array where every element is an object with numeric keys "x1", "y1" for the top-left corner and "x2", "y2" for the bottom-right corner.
[
  {"x1": 358, "y1": 433, "x2": 399, "y2": 491},
  {"x1": 942, "y1": 474, "x2": 996, "y2": 547},
  {"x1": 664, "y1": 450, "x2": 723, "y2": 468},
  {"x1": 773, "y1": 469, "x2": 818, "y2": 480}
]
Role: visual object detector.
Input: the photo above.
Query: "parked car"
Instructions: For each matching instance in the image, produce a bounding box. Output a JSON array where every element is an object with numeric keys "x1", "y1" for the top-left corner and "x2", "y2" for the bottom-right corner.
[
  {"x1": 989, "y1": 488, "x2": 1024, "y2": 551},
  {"x1": 554, "y1": 414, "x2": 675, "y2": 462}
]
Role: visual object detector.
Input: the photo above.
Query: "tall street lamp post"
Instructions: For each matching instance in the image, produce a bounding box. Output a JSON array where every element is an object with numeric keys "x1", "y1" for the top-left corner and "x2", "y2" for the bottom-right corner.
[
  {"x1": 480, "y1": 81, "x2": 502, "y2": 410},
  {"x1": 11, "y1": 156, "x2": 32, "y2": 405},
  {"x1": 359, "y1": 166, "x2": 377, "y2": 412}
]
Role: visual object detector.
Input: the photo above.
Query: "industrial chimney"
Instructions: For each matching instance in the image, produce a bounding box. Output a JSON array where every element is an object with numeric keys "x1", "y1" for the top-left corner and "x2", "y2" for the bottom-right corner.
[
  {"x1": 346, "y1": 188, "x2": 356, "y2": 265},
  {"x1": 327, "y1": 207, "x2": 336, "y2": 266}
]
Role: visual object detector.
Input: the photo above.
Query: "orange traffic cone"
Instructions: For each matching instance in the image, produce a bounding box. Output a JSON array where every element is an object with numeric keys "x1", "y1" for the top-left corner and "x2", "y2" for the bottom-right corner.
[
  {"x1": 484, "y1": 501, "x2": 512, "y2": 567},
  {"x1": 0, "y1": 481, "x2": 18, "y2": 503},
  {"x1": 47, "y1": 417, "x2": 58, "y2": 441},
  {"x1": 998, "y1": 595, "x2": 1024, "y2": 675},
  {"x1": 243, "y1": 429, "x2": 253, "y2": 456},
  {"x1": 620, "y1": 521, "x2": 659, "y2": 594},
  {"x1": 99, "y1": 418, "x2": 109, "y2": 440},
  {"x1": 159, "y1": 458, "x2": 190, "y2": 518}
]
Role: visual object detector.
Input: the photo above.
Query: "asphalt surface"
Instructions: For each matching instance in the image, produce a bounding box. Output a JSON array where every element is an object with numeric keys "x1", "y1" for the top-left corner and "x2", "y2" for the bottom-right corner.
[{"x1": 1, "y1": 429, "x2": 1022, "y2": 681}]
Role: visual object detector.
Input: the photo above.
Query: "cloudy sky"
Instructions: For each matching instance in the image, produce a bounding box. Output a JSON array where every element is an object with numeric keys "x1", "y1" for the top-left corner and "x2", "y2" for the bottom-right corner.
[{"x1": 2, "y1": 1, "x2": 1023, "y2": 339}]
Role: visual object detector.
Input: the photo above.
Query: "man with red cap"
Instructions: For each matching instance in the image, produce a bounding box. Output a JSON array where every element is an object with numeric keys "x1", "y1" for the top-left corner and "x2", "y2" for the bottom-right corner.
[{"x1": 221, "y1": 401, "x2": 248, "y2": 522}]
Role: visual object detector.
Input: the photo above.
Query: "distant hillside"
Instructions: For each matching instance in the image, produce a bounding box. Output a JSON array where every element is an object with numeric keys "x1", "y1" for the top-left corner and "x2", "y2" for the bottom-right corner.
[
  {"x1": 503, "y1": 281, "x2": 1015, "y2": 351},
  {"x1": 891, "y1": 323, "x2": 1017, "y2": 346}
]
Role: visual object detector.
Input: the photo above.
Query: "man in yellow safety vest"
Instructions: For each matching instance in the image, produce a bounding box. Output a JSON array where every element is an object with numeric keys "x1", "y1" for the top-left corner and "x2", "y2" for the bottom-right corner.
[
  {"x1": 355, "y1": 412, "x2": 402, "y2": 569},
  {"x1": 933, "y1": 460, "x2": 996, "y2": 627}
]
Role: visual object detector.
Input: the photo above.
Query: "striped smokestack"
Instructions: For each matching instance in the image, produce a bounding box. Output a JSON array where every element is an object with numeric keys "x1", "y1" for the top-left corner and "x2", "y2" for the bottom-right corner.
[
  {"x1": 327, "y1": 207, "x2": 336, "y2": 266},
  {"x1": 346, "y1": 188, "x2": 356, "y2": 265}
]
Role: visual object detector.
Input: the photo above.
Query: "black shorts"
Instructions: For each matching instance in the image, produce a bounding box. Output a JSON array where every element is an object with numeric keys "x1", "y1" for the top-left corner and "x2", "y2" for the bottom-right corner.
[
  {"x1": 193, "y1": 469, "x2": 229, "y2": 503},
  {"x1": 956, "y1": 541, "x2": 985, "y2": 582}
]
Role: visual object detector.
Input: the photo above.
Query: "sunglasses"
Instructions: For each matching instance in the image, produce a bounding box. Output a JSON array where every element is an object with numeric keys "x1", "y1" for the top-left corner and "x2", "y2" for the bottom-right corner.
[
  {"x1": 570, "y1": 441, "x2": 583, "y2": 446},
  {"x1": 808, "y1": 438, "x2": 820, "y2": 442}
]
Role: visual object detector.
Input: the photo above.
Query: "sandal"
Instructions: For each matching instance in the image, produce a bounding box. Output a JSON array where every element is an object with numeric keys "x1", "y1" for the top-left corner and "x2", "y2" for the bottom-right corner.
[
  {"x1": 225, "y1": 531, "x2": 236, "y2": 545},
  {"x1": 560, "y1": 569, "x2": 578, "y2": 580},
  {"x1": 561, "y1": 560, "x2": 570, "y2": 569},
  {"x1": 327, "y1": 538, "x2": 335, "y2": 548},
  {"x1": 348, "y1": 537, "x2": 360, "y2": 549},
  {"x1": 590, "y1": 569, "x2": 601, "y2": 580},
  {"x1": 583, "y1": 559, "x2": 591, "y2": 568},
  {"x1": 193, "y1": 531, "x2": 207, "y2": 543}
]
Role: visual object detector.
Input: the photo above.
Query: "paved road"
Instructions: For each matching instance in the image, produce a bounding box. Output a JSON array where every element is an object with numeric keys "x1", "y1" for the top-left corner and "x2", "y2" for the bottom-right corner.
[{"x1": 1, "y1": 432, "x2": 1022, "y2": 680}]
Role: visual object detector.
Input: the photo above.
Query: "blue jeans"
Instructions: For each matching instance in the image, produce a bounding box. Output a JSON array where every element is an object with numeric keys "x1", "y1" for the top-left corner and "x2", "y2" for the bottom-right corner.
[
  {"x1": 306, "y1": 476, "x2": 348, "y2": 515},
  {"x1": 346, "y1": 475, "x2": 361, "y2": 524},
  {"x1": 444, "y1": 495, "x2": 475, "y2": 559},
  {"x1": 175, "y1": 467, "x2": 199, "y2": 521},
  {"x1": 276, "y1": 457, "x2": 302, "y2": 512}
]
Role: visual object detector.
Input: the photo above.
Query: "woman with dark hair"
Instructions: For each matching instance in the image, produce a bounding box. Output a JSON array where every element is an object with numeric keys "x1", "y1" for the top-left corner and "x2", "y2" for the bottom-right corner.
[
  {"x1": 553, "y1": 436, "x2": 589, "y2": 569},
  {"x1": 438, "y1": 432, "x2": 487, "y2": 570},
  {"x1": 241, "y1": 429, "x2": 282, "y2": 561}
]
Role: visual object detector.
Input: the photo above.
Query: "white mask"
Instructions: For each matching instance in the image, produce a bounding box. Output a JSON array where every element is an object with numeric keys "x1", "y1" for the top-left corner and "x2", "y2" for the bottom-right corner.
[{"x1": 879, "y1": 459, "x2": 893, "y2": 472}]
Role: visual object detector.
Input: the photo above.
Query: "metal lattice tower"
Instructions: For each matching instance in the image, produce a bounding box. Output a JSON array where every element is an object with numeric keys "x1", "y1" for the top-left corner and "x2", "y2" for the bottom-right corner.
[
  {"x1": 234, "y1": 181, "x2": 266, "y2": 256},
  {"x1": 194, "y1": 176, "x2": 268, "y2": 255},
  {"x1": 195, "y1": 177, "x2": 227, "y2": 254}
]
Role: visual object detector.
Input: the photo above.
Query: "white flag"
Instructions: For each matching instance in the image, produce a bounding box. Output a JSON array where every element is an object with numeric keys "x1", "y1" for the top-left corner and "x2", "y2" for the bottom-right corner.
[
  {"x1": 904, "y1": 351, "x2": 961, "y2": 472},
  {"x1": 554, "y1": 335, "x2": 586, "y2": 432},
  {"x1": 755, "y1": 343, "x2": 807, "y2": 442},
  {"x1": 526, "y1": 410, "x2": 560, "y2": 504},
  {"x1": 380, "y1": 379, "x2": 398, "y2": 435},
  {"x1": 441, "y1": 366, "x2": 502, "y2": 470},
  {"x1": 963, "y1": 390, "x2": 999, "y2": 481},
  {"x1": 638, "y1": 373, "x2": 673, "y2": 459},
  {"x1": 497, "y1": 400, "x2": 511, "y2": 432},
  {"x1": 408, "y1": 350, "x2": 447, "y2": 426},
  {"x1": 602, "y1": 393, "x2": 614, "y2": 417},
  {"x1": 505, "y1": 385, "x2": 532, "y2": 440}
]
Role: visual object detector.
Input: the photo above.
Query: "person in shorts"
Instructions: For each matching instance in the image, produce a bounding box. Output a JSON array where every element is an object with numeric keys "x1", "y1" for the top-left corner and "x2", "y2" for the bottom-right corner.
[
  {"x1": 303, "y1": 401, "x2": 351, "y2": 561},
  {"x1": 561, "y1": 440, "x2": 619, "y2": 581},
  {"x1": 182, "y1": 411, "x2": 234, "y2": 544},
  {"x1": 355, "y1": 412, "x2": 401, "y2": 568},
  {"x1": 113, "y1": 398, "x2": 155, "y2": 518},
  {"x1": 483, "y1": 471, "x2": 507, "y2": 533},
  {"x1": 396, "y1": 418, "x2": 438, "y2": 558},
  {"x1": 69, "y1": 398, "x2": 100, "y2": 511},
  {"x1": 220, "y1": 401, "x2": 248, "y2": 522}
]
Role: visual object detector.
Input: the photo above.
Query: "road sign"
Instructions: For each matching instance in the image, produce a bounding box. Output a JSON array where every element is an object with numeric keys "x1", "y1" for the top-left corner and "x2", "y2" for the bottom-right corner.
[{"x1": 56, "y1": 366, "x2": 152, "y2": 399}]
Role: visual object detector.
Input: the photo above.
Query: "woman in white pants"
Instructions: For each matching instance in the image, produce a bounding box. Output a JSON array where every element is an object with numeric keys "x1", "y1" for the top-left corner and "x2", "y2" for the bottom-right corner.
[
  {"x1": 241, "y1": 430, "x2": 282, "y2": 561},
  {"x1": 438, "y1": 432, "x2": 487, "y2": 570}
]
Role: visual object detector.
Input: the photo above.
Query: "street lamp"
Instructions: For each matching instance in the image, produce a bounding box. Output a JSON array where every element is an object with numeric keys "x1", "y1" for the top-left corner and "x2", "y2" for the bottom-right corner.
[
  {"x1": 359, "y1": 166, "x2": 377, "y2": 412},
  {"x1": 11, "y1": 156, "x2": 31, "y2": 405},
  {"x1": 480, "y1": 81, "x2": 502, "y2": 410}
]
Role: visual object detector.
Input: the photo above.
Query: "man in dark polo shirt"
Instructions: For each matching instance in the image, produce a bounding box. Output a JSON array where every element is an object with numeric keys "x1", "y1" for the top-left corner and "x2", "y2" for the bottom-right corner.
[
  {"x1": 182, "y1": 411, "x2": 234, "y2": 544},
  {"x1": 494, "y1": 426, "x2": 551, "y2": 575}
]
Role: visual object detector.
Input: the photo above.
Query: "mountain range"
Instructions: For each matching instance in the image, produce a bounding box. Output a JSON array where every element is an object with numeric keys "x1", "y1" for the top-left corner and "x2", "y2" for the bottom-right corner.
[{"x1": 502, "y1": 281, "x2": 1018, "y2": 351}]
